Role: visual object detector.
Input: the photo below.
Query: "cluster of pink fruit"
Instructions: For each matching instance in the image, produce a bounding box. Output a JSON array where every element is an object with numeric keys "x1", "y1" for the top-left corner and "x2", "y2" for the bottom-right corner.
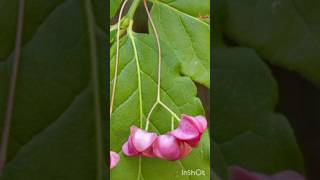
[{"x1": 110, "y1": 114, "x2": 207, "y2": 169}]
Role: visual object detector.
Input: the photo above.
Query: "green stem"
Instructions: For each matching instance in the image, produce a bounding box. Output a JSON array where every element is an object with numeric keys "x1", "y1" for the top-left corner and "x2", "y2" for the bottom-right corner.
[
  {"x1": 110, "y1": 0, "x2": 130, "y2": 116},
  {"x1": 171, "y1": 116, "x2": 174, "y2": 130},
  {"x1": 144, "y1": 0, "x2": 162, "y2": 101},
  {"x1": 143, "y1": 0, "x2": 181, "y2": 131},
  {"x1": 145, "y1": 101, "x2": 159, "y2": 130},
  {"x1": 128, "y1": 21, "x2": 144, "y2": 128},
  {"x1": 127, "y1": 0, "x2": 142, "y2": 20},
  {"x1": 110, "y1": 17, "x2": 130, "y2": 33},
  {"x1": 137, "y1": 156, "x2": 142, "y2": 180},
  {"x1": 159, "y1": 101, "x2": 180, "y2": 122}
]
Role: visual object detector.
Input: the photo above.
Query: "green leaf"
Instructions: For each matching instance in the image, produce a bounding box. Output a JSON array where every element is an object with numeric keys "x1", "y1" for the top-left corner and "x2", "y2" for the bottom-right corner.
[
  {"x1": 155, "y1": 0, "x2": 210, "y2": 17},
  {"x1": 110, "y1": 0, "x2": 122, "y2": 19},
  {"x1": 150, "y1": 0, "x2": 210, "y2": 88},
  {"x1": 110, "y1": 33, "x2": 210, "y2": 179},
  {"x1": 110, "y1": 28, "x2": 117, "y2": 44},
  {"x1": 213, "y1": 48, "x2": 304, "y2": 178},
  {"x1": 0, "y1": 0, "x2": 106, "y2": 179},
  {"x1": 222, "y1": 0, "x2": 320, "y2": 87}
]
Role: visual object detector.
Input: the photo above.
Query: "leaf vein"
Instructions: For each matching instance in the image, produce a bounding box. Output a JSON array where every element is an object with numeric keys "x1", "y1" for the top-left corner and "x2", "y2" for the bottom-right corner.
[{"x1": 177, "y1": 15, "x2": 210, "y2": 77}]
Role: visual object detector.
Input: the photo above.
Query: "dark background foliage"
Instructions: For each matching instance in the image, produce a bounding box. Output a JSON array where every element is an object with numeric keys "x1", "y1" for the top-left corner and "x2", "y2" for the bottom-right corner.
[
  {"x1": 218, "y1": 0, "x2": 320, "y2": 178},
  {"x1": 272, "y1": 64, "x2": 320, "y2": 179},
  {"x1": 0, "y1": 0, "x2": 107, "y2": 179}
]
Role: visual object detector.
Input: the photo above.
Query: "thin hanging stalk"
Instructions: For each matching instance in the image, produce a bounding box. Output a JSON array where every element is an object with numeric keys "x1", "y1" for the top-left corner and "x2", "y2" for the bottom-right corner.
[
  {"x1": 144, "y1": 0, "x2": 162, "y2": 101},
  {"x1": 144, "y1": 0, "x2": 162, "y2": 130},
  {"x1": 110, "y1": 0, "x2": 130, "y2": 117},
  {"x1": 144, "y1": 0, "x2": 180, "y2": 131}
]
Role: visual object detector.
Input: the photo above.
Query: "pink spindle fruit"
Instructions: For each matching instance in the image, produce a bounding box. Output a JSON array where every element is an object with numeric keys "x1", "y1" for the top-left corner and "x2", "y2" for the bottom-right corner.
[
  {"x1": 122, "y1": 114, "x2": 207, "y2": 161},
  {"x1": 171, "y1": 115, "x2": 207, "y2": 147},
  {"x1": 122, "y1": 126, "x2": 157, "y2": 156},
  {"x1": 110, "y1": 151, "x2": 120, "y2": 169},
  {"x1": 153, "y1": 134, "x2": 182, "y2": 161},
  {"x1": 152, "y1": 134, "x2": 193, "y2": 161}
]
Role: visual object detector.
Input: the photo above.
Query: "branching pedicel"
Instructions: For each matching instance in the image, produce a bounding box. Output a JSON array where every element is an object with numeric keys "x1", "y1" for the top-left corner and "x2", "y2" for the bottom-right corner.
[
  {"x1": 110, "y1": 0, "x2": 181, "y2": 132},
  {"x1": 143, "y1": 0, "x2": 180, "y2": 131}
]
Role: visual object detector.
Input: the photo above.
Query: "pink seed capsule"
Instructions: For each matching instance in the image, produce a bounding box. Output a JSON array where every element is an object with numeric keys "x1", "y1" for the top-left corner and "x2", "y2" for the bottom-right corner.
[
  {"x1": 131, "y1": 126, "x2": 157, "y2": 152},
  {"x1": 179, "y1": 142, "x2": 193, "y2": 159},
  {"x1": 153, "y1": 134, "x2": 181, "y2": 161},
  {"x1": 141, "y1": 146, "x2": 156, "y2": 158},
  {"x1": 192, "y1": 115, "x2": 207, "y2": 133},
  {"x1": 170, "y1": 115, "x2": 207, "y2": 147},
  {"x1": 122, "y1": 115, "x2": 207, "y2": 161},
  {"x1": 122, "y1": 136, "x2": 139, "y2": 156},
  {"x1": 110, "y1": 151, "x2": 120, "y2": 169},
  {"x1": 122, "y1": 126, "x2": 157, "y2": 156}
]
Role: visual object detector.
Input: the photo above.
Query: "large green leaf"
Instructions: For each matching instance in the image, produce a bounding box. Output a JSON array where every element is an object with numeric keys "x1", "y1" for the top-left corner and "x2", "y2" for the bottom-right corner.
[
  {"x1": 150, "y1": 0, "x2": 210, "y2": 88},
  {"x1": 0, "y1": 0, "x2": 106, "y2": 179},
  {"x1": 222, "y1": 0, "x2": 320, "y2": 87},
  {"x1": 110, "y1": 33, "x2": 210, "y2": 179},
  {"x1": 213, "y1": 48, "x2": 304, "y2": 178}
]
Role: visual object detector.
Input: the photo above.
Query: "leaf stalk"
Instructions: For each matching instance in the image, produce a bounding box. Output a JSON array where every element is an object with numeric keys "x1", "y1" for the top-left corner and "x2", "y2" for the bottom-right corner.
[
  {"x1": 128, "y1": 21, "x2": 144, "y2": 128},
  {"x1": 127, "y1": 0, "x2": 142, "y2": 20}
]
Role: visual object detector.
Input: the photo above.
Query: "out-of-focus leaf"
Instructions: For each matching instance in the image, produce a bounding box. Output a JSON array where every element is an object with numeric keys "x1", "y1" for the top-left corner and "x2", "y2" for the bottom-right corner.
[
  {"x1": 213, "y1": 48, "x2": 304, "y2": 178},
  {"x1": 213, "y1": 142, "x2": 229, "y2": 180},
  {"x1": 222, "y1": 0, "x2": 320, "y2": 87},
  {"x1": 0, "y1": 0, "x2": 64, "y2": 61},
  {"x1": 110, "y1": 0, "x2": 122, "y2": 19},
  {"x1": 0, "y1": 0, "x2": 106, "y2": 179},
  {"x1": 213, "y1": 0, "x2": 227, "y2": 48}
]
